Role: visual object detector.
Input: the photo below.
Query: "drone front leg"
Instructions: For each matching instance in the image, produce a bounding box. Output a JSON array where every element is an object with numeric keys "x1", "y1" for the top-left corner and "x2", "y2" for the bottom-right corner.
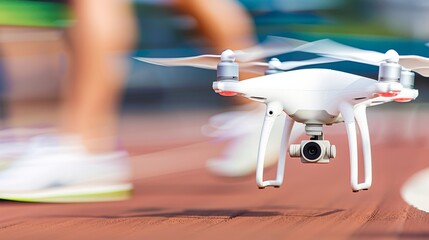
[
  {"x1": 340, "y1": 103, "x2": 367, "y2": 192},
  {"x1": 256, "y1": 102, "x2": 292, "y2": 188},
  {"x1": 354, "y1": 105, "x2": 372, "y2": 190}
]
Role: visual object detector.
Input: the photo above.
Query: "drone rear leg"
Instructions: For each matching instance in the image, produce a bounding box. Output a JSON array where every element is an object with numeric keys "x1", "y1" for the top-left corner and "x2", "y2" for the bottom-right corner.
[
  {"x1": 256, "y1": 102, "x2": 293, "y2": 188},
  {"x1": 340, "y1": 103, "x2": 372, "y2": 192},
  {"x1": 354, "y1": 105, "x2": 372, "y2": 190}
]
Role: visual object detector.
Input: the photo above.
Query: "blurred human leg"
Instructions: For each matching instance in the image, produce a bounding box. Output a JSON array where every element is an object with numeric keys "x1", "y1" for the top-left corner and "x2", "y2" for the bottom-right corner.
[
  {"x1": 63, "y1": 0, "x2": 136, "y2": 152},
  {"x1": 176, "y1": 0, "x2": 305, "y2": 177},
  {"x1": 175, "y1": 0, "x2": 257, "y2": 81},
  {"x1": 0, "y1": 0, "x2": 137, "y2": 202},
  {"x1": 175, "y1": 0, "x2": 255, "y2": 52}
]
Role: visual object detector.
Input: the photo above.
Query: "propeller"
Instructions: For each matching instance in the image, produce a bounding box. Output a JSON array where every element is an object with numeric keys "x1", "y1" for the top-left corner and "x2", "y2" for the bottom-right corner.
[
  {"x1": 135, "y1": 55, "x2": 220, "y2": 70},
  {"x1": 296, "y1": 39, "x2": 429, "y2": 76},
  {"x1": 240, "y1": 57, "x2": 343, "y2": 74},
  {"x1": 134, "y1": 36, "x2": 309, "y2": 70}
]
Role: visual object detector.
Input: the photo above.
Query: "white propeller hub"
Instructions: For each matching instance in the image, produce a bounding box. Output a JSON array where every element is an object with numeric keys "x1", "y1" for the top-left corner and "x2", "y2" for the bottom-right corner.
[
  {"x1": 268, "y1": 58, "x2": 281, "y2": 69},
  {"x1": 221, "y1": 49, "x2": 236, "y2": 62},
  {"x1": 385, "y1": 49, "x2": 399, "y2": 63}
]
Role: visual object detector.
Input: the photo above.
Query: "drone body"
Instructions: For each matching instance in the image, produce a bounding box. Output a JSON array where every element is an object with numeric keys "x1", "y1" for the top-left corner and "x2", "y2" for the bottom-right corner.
[
  {"x1": 136, "y1": 37, "x2": 424, "y2": 192},
  {"x1": 215, "y1": 69, "x2": 388, "y2": 124},
  {"x1": 214, "y1": 68, "x2": 418, "y2": 190}
]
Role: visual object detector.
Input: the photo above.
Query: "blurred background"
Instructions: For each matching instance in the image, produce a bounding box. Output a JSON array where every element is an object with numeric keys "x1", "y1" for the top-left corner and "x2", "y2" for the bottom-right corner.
[
  {"x1": 1, "y1": 0, "x2": 429, "y2": 150},
  {"x1": 0, "y1": 0, "x2": 429, "y2": 157}
]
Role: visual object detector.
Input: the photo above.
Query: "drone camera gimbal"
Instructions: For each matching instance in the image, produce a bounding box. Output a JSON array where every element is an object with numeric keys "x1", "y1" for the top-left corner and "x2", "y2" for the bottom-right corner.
[{"x1": 289, "y1": 124, "x2": 336, "y2": 164}]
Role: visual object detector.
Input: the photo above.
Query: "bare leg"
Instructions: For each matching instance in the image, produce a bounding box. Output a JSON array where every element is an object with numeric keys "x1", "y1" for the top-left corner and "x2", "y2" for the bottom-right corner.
[
  {"x1": 176, "y1": 1, "x2": 284, "y2": 177},
  {"x1": 63, "y1": 0, "x2": 136, "y2": 152},
  {"x1": 175, "y1": 0, "x2": 258, "y2": 83},
  {"x1": 175, "y1": 0, "x2": 255, "y2": 51}
]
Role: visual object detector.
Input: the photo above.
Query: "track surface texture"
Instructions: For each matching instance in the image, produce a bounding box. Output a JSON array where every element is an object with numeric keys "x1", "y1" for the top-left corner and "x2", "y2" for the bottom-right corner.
[{"x1": 0, "y1": 107, "x2": 428, "y2": 240}]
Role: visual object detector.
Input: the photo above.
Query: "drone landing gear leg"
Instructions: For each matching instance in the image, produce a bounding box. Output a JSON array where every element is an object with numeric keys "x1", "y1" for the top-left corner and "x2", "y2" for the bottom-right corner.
[
  {"x1": 256, "y1": 102, "x2": 292, "y2": 189},
  {"x1": 354, "y1": 105, "x2": 372, "y2": 191},
  {"x1": 340, "y1": 103, "x2": 372, "y2": 192}
]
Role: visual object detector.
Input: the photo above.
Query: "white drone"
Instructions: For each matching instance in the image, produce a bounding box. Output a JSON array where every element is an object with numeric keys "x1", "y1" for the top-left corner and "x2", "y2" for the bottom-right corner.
[{"x1": 135, "y1": 37, "x2": 428, "y2": 192}]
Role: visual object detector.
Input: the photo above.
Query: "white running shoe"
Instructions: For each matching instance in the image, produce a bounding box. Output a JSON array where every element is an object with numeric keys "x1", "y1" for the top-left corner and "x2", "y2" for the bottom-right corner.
[
  {"x1": 0, "y1": 127, "x2": 56, "y2": 168},
  {"x1": 204, "y1": 103, "x2": 305, "y2": 177},
  {"x1": 401, "y1": 167, "x2": 429, "y2": 213},
  {"x1": 0, "y1": 135, "x2": 132, "y2": 202}
]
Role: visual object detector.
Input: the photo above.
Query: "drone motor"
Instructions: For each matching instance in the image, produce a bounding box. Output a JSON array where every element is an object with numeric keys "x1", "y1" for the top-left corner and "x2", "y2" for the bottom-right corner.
[
  {"x1": 400, "y1": 70, "x2": 415, "y2": 89},
  {"x1": 215, "y1": 49, "x2": 239, "y2": 96},
  {"x1": 378, "y1": 61, "x2": 401, "y2": 83}
]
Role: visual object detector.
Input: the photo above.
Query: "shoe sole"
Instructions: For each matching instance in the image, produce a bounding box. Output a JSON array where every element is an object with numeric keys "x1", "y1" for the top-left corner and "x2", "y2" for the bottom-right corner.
[{"x1": 0, "y1": 183, "x2": 133, "y2": 203}]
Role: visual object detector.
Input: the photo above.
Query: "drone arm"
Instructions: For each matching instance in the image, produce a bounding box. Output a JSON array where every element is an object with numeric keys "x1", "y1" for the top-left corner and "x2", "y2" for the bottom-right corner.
[
  {"x1": 340, "y1": 103, "x2": 372, "y2": 191},
  {"x1": 256, "y1": 102, "x2": 292, "y2": 188}
]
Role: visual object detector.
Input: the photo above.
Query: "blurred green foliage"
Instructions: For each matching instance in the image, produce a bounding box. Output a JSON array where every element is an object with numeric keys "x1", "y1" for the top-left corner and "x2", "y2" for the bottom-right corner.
[{"x1": 0, "y1": 1, "x2": 70, "y2": 27}]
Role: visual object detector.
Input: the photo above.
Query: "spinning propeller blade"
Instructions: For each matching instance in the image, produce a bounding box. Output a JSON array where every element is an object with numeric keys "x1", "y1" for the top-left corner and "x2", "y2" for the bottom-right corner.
[
  {"x1": 296, "y1": 39, "x2": 386, "y2": 65},
  {"x1": 239, "y1": 62, "x2": 269, "y2": 74},
  {"x1": 134, "y1": 55, "x2": 220, "y2": 70},
  {"x1": 297, "y1": 39, "x2": 429, "y2": 76},
  {"x1": 240, "y1": 57, "x2": 342, "y2": 74},
  {"x1": 410, "y1": 67, "x2": 429, "y2": 77},
  {"x1": 398, "y1": 55, "x2": 429, "y2": 76},
  {"x1": 275, "y1": 57, "x2": 343, "y2": 70},
  {"x1": 135, "y1": 36, "x2": 309, "y2": 70},
  {"x1": 233, "y1": 36, "x2": 308, "y2": 62}
]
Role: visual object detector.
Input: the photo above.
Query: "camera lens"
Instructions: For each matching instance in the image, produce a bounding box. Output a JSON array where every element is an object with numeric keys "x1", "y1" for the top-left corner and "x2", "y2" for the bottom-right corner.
[{"x1": 302, "y1": 141, "x2": 322, "y2": 161}]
